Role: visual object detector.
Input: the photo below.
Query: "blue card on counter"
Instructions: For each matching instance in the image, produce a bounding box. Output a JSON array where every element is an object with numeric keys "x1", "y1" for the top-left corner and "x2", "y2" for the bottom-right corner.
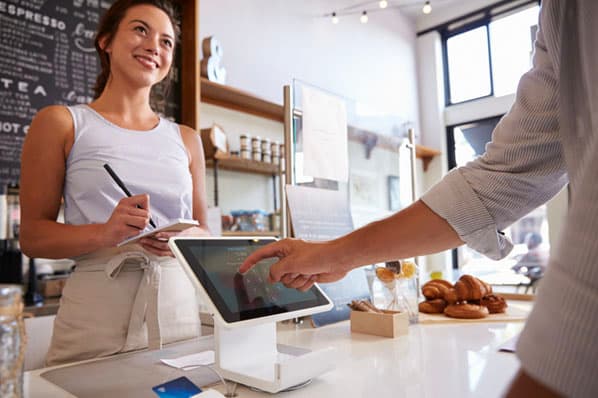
[{"x1": 152, "y1": 376, "x2": 202, "y2": 398}]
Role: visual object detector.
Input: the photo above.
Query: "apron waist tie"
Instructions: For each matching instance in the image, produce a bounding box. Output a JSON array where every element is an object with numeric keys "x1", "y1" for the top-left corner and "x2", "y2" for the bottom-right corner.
[{"x1": 83, "y1": 251, "x2": 164, "y2": 351}]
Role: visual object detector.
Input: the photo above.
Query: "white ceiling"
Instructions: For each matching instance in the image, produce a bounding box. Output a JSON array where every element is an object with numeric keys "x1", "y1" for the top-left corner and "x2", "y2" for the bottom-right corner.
[{"x1": 327, "y1": 0, "x2": 502, "y2": 30}]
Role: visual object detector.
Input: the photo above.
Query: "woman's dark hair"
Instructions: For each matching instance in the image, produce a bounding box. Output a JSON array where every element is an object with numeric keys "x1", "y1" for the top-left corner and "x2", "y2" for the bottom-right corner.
[{"x1": 93, "y1": 0, "x2": 181, "y2": 99}]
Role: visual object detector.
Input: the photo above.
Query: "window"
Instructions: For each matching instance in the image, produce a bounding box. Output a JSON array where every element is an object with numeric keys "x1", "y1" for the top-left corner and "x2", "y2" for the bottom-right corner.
[
  {"x1": 447, "y1": 118, "x2": 551, "y2": 289},
  {"x1": 442, "y1": 1, "x2": 540, "y2": 104},
  {"x1": 446, "y1": 26, "x2": 491, "y2": 103},
  {"x1": 490, "y1": 6, "x2": 539, "y2": 96}
]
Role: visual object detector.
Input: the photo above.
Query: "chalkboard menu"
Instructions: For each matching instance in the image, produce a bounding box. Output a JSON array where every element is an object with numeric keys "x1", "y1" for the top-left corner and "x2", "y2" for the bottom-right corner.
[{"x1": 0, "y1": 0, "x2": 182, "y2": 186}]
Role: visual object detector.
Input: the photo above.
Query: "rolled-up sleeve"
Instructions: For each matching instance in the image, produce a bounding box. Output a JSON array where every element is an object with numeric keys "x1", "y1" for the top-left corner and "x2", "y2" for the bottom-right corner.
[{"x1": 421, "y1": 6, "x2": 567, "y2": 259}]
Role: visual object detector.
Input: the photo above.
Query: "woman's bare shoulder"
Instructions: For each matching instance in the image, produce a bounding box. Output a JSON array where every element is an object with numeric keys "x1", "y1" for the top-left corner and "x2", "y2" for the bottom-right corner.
[{"x1": 29, "y1": 105, "x2": 73, "y2": 137}]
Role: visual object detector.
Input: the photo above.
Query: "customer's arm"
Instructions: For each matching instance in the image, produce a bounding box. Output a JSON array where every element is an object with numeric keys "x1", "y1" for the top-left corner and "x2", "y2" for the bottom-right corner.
[
  {"x1": 421, "y1": 7, "x2": 566, "y2": 261},
  {"x1": 240, "y1": 199, "x2": 463, "y2": 290}
]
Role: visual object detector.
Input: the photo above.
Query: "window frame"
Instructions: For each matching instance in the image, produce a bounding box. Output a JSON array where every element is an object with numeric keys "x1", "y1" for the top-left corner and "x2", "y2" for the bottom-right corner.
[
  {"x1": 431, "y1": 0, "x2": 541, "y2": 106},
  {"x1": 446, "y1": 115, "x2": 504, "y2": 269}
]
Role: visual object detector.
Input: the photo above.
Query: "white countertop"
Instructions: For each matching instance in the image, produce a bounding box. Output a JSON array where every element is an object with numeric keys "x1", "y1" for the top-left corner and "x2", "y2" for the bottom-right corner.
[{"x1": 25, "y1": 314, "x2": 526, "y2": 398}]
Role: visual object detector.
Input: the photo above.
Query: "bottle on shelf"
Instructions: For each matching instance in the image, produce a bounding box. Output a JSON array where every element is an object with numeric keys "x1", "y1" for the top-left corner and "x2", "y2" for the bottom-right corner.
[{"x1": 0, "y1": 184, "x2": 24, "y2": 285}]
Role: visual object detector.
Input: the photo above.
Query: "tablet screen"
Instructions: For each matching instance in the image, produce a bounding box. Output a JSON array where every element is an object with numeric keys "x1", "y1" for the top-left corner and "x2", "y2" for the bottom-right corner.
[{"x1": 173, "y1": 238, "x2": 331, "y2": 323}]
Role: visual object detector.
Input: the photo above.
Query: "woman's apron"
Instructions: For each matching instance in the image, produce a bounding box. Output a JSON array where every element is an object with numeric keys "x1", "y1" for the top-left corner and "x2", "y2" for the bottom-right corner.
[{"x1": 45, "y1": 245, "x2": 200, "y2": 366}]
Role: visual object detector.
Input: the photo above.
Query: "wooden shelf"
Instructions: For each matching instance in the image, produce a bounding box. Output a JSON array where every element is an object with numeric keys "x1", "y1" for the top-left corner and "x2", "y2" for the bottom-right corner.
[
  {"x1": 200, "y1": 77, "x2": 284, "y2": 122},
  {"x1": 222, "y1": 231, "x2": 280, "y2": 237},
  {"x1": 206, "y1": 156, "x2": 280, "y2": 175},
  {"x1": 416, "y1": 145, "x2": 442, "y2": 172}
]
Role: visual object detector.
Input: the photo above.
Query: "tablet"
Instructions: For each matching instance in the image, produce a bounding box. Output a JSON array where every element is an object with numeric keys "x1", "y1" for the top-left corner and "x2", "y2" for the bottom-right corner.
[{"x1": 169, "y1": 237, "x2": 333, "y2": 327}]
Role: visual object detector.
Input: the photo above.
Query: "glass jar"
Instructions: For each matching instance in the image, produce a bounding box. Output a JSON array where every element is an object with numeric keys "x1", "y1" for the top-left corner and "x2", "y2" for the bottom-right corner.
[
  {"x1": 0, "y1": 284, "x2": 25, "y2": 398},
  {"x1": 239, "y1": 134, "x2": 250, "y2": 151},
  {"x1": 231, "y1": 210, "x2": 268, "y2": 231},
  {"x1": 251, "y1": 136, "x2": 261, "y2": 152},
  {"x1": 260, "y1": 138, "x2": 270, "y2": 154},
  {"x1": 371, "y1": 261, "x2": 419, "y2": 324}
]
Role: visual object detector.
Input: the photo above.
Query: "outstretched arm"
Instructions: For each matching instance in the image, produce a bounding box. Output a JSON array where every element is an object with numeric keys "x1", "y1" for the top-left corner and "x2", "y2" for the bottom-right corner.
[{"x1": 239, "y1": 200, "x2": 463, "y2": 291}]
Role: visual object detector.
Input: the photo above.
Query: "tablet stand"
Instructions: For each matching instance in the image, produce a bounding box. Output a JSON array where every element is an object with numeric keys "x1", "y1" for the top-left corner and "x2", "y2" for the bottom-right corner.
[{"x1": 214, "y1": 321, "x2": 335, "y2": 393}]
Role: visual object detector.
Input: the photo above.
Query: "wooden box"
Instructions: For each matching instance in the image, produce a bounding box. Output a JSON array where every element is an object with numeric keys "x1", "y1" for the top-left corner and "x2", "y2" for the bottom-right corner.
[
  {"x1": 200, "y1": 123, "x2": 228, "y2": 159},
  {"x1": 39, "y1": 275, "x2": 69, "y2": 298},
  {"x1": 350, "y1": 309, "x2": 409, "y2": 338}
]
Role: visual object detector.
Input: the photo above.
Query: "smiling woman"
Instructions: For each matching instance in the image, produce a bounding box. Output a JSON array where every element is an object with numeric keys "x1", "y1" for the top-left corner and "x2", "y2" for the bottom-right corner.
[{"x1": 19, "y1": 0, "x2": 210, "y2": 367}]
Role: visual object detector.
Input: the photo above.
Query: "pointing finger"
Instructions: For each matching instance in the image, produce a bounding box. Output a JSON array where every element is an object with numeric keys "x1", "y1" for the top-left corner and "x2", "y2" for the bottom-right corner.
[{"x1": 239, "y1": 241, "x2": 286, "y2": 274}]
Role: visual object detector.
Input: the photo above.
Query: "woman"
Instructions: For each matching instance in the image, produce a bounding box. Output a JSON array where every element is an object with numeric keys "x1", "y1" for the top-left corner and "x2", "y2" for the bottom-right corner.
[{"x1": 19, "y1": 0, "x2": 209, "y2": 365}]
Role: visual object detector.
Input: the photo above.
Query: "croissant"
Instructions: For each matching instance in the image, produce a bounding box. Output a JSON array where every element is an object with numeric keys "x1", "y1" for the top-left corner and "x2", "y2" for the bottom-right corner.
[
  {"x1": 418, "y1": 298, "x2": 447, "y2": 314},
  {"x1": 444, "y1": 303, "x2": 489, "y2": 319},
  {"x1": 422, "y1": 279, "x2": 452, "y2": 299},
  {"x1": 454, "y1": 275, "x2": 491, "y2": 301},
  {"x1": 422, "y1": 279, "x2": 458, "y2": 304}
]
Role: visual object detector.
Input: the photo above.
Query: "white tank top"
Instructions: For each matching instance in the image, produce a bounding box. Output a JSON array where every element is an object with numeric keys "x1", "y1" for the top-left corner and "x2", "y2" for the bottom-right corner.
[{"x1": 64, "y1": 105, "x2": 193, "y2": 229}]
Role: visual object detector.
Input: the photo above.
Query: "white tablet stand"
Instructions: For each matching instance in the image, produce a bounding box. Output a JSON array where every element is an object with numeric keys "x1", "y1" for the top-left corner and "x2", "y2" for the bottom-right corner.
[{"x1": 214, "y1": 321, "x2": 336, "y2": 393}]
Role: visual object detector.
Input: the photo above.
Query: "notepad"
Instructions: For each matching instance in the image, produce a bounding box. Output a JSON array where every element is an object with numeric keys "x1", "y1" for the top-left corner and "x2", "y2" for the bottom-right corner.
[{"x1": 117, "y1": 219, "x2": 199, "y2": 247}]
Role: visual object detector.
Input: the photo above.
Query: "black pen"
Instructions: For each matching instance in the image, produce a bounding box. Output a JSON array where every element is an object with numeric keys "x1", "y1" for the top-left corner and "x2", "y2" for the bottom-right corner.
[{"x1": 103, "y1": 163, "x2": 157, "y2": 229}]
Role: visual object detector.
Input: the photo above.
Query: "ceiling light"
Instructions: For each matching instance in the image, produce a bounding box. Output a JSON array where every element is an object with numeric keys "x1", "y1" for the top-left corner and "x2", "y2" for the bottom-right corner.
[
  {"x1": 379, "y1": 0, "x2": 388, "y2": 8},
  {"x1": 360, "y1": 11, "x2": 368, "y2": 24},
  {"x1": 422, "y1": 1, "x2": 432, "y2": 14},
  {"x1": 331, "y1": 12, "x2": 339, "y2": 24}
]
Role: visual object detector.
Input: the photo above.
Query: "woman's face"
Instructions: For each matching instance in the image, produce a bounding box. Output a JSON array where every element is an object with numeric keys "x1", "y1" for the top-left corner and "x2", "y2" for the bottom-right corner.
[{"x1": 103, "y1": 4, "x2": 175, "y2": 89}]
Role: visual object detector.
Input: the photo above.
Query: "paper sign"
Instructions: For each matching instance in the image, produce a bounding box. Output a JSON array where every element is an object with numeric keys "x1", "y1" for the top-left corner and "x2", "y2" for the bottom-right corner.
[
  {"x1": 285, "y1": 185, "x2": 370, "y2": 327},
  {"x1": 285, "y1": 185, "x2": 353, "y2": 240},
  {"x1": 302, "y1": 86, "x2": 349, "y2": 182}
]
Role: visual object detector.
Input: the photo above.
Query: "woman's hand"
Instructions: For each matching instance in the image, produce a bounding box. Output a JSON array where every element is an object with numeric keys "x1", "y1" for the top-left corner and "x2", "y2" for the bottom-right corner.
[
  {"x1": 101, "y1": 194, "x2": 152, "y2": 247},
  {"x1": 239, "y1": 238, "x2": 350, "y2": 292},
  {"x1": 140, "y1": 225, "x2": 211, "y2": 257}
]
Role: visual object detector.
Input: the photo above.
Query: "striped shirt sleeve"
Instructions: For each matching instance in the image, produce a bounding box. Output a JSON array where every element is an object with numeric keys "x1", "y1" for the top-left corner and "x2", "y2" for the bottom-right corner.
[{"x1": 420, "y1": 5, "x2": 567, "y2": 260}]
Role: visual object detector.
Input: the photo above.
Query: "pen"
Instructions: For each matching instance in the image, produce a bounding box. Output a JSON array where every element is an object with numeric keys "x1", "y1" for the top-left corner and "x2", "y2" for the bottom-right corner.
[{"x1": 103, "y1": 163, "x2": 157, "y2": 229}]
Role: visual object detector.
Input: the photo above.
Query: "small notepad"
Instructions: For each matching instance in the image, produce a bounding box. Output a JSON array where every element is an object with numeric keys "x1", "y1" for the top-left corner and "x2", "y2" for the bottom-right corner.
[{"x1": 117, "y1": 219, "x2": 199, "y2": 247}]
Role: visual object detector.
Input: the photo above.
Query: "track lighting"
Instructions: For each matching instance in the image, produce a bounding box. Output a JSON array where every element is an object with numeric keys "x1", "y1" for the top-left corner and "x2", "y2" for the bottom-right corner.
[
  {"x1": 331, "y1": 12, "x2": 339, "y2": 24},
  {"x1": 422, "y1": 1, "x2": 432, "y2": 14},
  {"x1": 360, "y1": 11, "x2": 368, "y2": 24}
]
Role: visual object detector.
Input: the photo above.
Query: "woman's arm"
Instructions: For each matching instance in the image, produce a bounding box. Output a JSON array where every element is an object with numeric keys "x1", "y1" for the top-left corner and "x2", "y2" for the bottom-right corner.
[{"x1": 19, "y1": 106, "x2": 152, "y2": 259}]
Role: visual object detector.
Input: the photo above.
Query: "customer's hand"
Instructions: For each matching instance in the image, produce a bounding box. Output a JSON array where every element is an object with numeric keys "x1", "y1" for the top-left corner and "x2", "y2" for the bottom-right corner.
[{"x1": 239, "y1": 238, "x2": 349, "y2": 291}]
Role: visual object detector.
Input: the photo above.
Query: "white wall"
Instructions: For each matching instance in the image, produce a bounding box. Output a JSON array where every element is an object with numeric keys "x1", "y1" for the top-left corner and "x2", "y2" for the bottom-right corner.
[
  {"x1": 200, "y1": 0, "x2": 423, "y2": 220},
  {"x1": 200, "y1": 0, "x2": 420, "y2": 128}
]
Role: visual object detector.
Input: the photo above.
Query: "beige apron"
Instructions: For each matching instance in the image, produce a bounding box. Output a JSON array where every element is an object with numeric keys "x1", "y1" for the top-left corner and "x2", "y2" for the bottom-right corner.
[{"x1": 45, "y1": 246, "x2": 200, "y2": 366}]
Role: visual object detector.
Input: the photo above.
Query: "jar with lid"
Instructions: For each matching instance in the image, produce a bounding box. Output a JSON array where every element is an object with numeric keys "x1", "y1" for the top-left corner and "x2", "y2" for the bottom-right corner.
[
  {"x1": 251, "y1": 136, "x2": 261, "y2": 152},
  {"x1": 251, "y1": 137, "x2": 261, "y2": 162},
  {"x1": 0, "y1": 284, "x2": 26, "y2": 398},
  {"x1": 270, "y1": 141, "x2": 280, "y2": 165},
  {"x1": 239, "y1": 134, "x2": 251, "y2": 151},
  {"x1": 260, "y1": 138, "x2": 270, "y2": 154}
]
